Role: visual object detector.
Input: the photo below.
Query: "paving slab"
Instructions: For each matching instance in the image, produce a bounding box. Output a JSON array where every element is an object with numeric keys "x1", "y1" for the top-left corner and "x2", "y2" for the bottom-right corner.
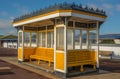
[{"x1": 1, "y1": 57, "x2": 120, "y2": 79}]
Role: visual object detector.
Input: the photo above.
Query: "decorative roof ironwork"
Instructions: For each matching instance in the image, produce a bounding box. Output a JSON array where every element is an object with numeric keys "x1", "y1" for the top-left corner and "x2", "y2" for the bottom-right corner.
[{"x1": 13, "y1": 2, "x2": 107, "y2": 22}]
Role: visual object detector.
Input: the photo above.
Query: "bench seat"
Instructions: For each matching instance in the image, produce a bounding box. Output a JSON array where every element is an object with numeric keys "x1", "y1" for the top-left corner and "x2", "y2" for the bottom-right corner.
[
  {"x1": 30, "y1": 48, "x2": 54, "y2": 67},
  {"x1": 68, "y1": 50, "x2": 96, "y2": 72}
]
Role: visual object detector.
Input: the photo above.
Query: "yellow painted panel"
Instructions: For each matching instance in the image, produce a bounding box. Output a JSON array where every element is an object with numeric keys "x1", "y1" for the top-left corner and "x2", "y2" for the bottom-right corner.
[
  {"x1": 24, "y1": 47, "x2": 35, "y2": 59},
  {"x1": 18, "y1": 47, "x2": 35, "y2": 60},
  {"x1": 56, "y1": 52, "x2": 64, "y2": 70},
  {"x1": 68, "y1": 49, "x2": 97, "y2": 64},
  {"x1": 18, "y1": 48, "x2": 22, "y2": 60},
  {"x1": 91, "y1": 51, "x2": 97, "y2": 61}
]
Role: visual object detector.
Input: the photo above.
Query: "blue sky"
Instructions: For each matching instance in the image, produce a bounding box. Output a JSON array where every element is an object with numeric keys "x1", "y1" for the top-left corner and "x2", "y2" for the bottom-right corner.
[{"x1": 0, "y1": 0, "x2": 120, "y2": 35}]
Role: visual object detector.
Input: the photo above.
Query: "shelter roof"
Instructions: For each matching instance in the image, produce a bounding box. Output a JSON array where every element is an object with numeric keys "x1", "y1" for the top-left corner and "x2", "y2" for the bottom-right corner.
[{"x1": 13, "y1": 2, "x2": 107, "y2": 23}]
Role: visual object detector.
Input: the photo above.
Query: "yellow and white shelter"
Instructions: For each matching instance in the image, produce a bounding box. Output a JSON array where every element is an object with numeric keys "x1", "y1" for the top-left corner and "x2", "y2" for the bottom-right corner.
[{"x1": 13, "y1": 3, "x2": 107, "y2": 77}]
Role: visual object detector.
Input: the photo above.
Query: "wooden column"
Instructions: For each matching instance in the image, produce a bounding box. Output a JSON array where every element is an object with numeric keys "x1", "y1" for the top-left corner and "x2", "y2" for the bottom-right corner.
[
  {"x1": 73, "y1": 21, "x2": 75, "y2": 49},
  {"x1": 96, "y1": 21, "x2": 99, "y2": 69},
  {"x1": 30, "y1": 32, "x2": 32, "y2": 47},
  {"x1": 54, "y1": 19, "x2": 56, "y2": 71},
  {"x1": 22, "y1": 26, "x2": 24, "y2": 61},
  {"x1": 86, "y1": 29, "x2": 89, "y2": 49},
  {"x1": 80, "y1": 29, "x2": 82, "y2": 49},
  {"x1": 64, "y1": 17, "x2": 68, "y2": 73},
  {"x1": 46, "y1": 26, "x2": 47, "y2": 47}
]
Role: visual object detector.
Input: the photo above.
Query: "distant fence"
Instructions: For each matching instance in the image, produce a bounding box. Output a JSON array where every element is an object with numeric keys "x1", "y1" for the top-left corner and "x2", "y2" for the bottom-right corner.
[
  {"x1": 75, "y1": 44, "x2": 120, "y2": 58},
  {"x1": 0, "y1": 48, "x2": 17, "y2": 56},
  {"x1": 93, "y1": 44, "x2": 120, "y2": 57}
]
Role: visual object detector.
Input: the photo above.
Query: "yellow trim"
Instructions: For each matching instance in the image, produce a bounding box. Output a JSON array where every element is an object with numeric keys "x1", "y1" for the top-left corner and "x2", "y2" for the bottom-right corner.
[
  {"x1": 56, "y1": 52, "x2": 64, "y2": 70},
  {"x1": 24, "y1": 30, "x2": 37, "y2": 32},
  {"x1": 13, "y1": 10, "x2": 106, "y2": 25},
  {"x1": 38, "y1": 29, "x2": 54, "y2": 32},
  {"x1": 18, "y1": 48, "x2": 22, "y2": 60}
]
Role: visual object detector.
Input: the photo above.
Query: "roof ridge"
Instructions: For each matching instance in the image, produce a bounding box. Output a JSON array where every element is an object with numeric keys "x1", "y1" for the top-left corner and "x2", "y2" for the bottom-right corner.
[{"x1": 13, "y1": 2, "x2": 106, "y2": 22}]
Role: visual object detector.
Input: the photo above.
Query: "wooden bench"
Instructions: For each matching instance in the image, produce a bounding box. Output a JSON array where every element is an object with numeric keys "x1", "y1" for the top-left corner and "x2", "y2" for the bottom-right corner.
[
  {"x1": 24, "y1": 47, "x2": 35, "y2": 59},
  {"x1": 18, "y1": 47, "x2": 35, "y2": 60},
  {"x1": 68, "y1": 50, "x2": 96, "y2": 72},
  {"x1": 100, "y1": 51, "x2": 113, "y2": 59},
  {"x1": 30, "y1": 48, "x2": 54, "y2": 67}
]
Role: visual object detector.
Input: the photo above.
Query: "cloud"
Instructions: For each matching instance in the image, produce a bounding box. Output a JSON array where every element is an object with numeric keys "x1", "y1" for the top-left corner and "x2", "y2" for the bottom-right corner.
[
  {"x1": 102, "y1": 3, "x2": 113, "y2": 9},
  {"x1": 8, "y1": 30, "x2": 16, "y2": 35},
  {"x1": 116, "y1": 4, "x2": 120, "y2": 11},
  {"x1": 0, "y1": 19, "x2": 12, "y2": 29}
]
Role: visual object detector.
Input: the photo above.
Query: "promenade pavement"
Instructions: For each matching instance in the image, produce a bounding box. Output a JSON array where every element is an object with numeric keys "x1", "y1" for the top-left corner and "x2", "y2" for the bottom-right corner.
[{"x1": 0, "y1": 57, "x2": 120, "y2": 79}]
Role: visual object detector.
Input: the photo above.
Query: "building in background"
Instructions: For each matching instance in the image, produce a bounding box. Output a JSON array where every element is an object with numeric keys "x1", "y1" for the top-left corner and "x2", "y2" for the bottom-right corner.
[
  {"x1": 0, "y1": 35, "x2": 18, "y2": 48},
  {"x1": 99, "y1": 34, "x2": 120, "y2": 44}
]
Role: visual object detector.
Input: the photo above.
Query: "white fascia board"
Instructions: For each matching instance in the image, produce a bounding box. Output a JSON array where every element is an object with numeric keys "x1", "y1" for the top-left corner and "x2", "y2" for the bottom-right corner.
[
  {"x1": 59, "y1": 12, "x2": 72, "y2": 16},
  {"x1": 13, "y1": 12, "x2": 105, "y2": 27},
  {"x1": 72, "y1": 13, "x2": 105, "y2": 21},
  {"x1": 13, "y1": 13, "x2": 60, "y2": 27}
]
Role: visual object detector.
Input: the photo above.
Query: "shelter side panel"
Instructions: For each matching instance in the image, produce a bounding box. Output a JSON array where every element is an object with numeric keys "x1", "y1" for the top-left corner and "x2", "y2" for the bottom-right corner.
[{"x1": 56, "y1": 52, "x2": 65, "y2": 71}]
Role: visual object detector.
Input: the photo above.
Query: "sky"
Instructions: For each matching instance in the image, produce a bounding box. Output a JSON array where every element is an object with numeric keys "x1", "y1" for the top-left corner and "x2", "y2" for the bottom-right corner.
[{"x1": 0, "y1": 0, "x2": 120, "y2": 35}]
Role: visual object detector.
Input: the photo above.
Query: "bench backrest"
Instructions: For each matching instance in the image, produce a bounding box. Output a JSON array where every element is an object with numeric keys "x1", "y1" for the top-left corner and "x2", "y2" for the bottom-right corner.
[
  {"x1": 34, "y1": 47, "x2": 46, "y2": 56},
  {"x1": 34, "y1": 47, "x2": 54, "y2": 60},
  {"x1": 45, "y1": 48, "x2": 54, "y2": 60},
  {"x1": 68, "y1": 50, "x2": 96, "y2": 62},
  {"x1": 100, "y1": 51, "x2": 113, "y2": 56},
  {"x1": 24, "y1": 47, "x2": 35, "y2": 59}
]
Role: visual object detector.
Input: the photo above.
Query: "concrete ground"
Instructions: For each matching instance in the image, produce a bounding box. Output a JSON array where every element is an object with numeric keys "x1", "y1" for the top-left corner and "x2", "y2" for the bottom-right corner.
[
  {"x1": 0, "y1": 57, "x2": 120, "y2": 79},
  {"x1": 0, "y1": 47, "x2": 120, "y2": 79},
  {"x1": 0, "y1": 57, "x2": 61, "y2": 79},
  {"x1": 0, "y1": 59, "x2": 50, "y2": 79}
]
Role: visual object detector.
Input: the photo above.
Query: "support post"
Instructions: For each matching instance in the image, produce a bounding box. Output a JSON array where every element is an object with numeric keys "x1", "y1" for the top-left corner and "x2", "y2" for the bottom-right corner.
[
  {"x1": 80, "y1": 29, "x2": 82, "y2": 49},
  {"x1": 46, "y1": 26, "x2": 47, "y2": 47},
  {"x1": 36, "y1": 27, "x2": 39, "y2": 47},
  {"x1": 22, "y1": 26, "x2": 24, "y2": 61},
  {"x1": 73, "y1": 21, "x2": 75, "y2": 49},
  {"x1": 17, "y1": 31, "x2": 20, "y2": 48},
  {"x1": 64, "y1": 17, "x2": 68, "y2": 74},
  {"x1": 54, "y1": 19, "x2": 56, "y2": 71},
  {"x1": 30, "y1": 32, "x2": 32, "y2": 47},
  {"x1": 96, "y1": 21, "x2": 99, "y2": 69},
  {"x1": 86, "y1": 29, "x2": 89, "y2": 49}
]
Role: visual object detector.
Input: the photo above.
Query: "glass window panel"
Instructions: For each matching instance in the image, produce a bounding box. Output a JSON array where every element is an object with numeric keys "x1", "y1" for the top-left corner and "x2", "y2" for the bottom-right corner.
[
  {"x1": 75, "y1": 29, "x2": 80, "y2": 49},
  {"x1": 39, "y1": 32, "x2": 42, "y2": 47},
  {"x1": 24, "y1": 32, "x2": 30, "y2": 47},
  {"x1": 31, "y1": 32, "x2": 37, "y2": 47},
  {"x1": 51, "y1": 32, "x2": 54, "y2": 48},
  {"x1": 82, "y1": 30, "x2": 87, "y2": 49},
  {"x1": 47, "y1": 32, "x2": 51, "y2": 48},
  {"x1": 67, "y1": 29, "x2": 73, "y2": 49},
  {"x1": 42, "y1": 32, "x2": 46, "y2": 47},
  {"x1": 19, "y1": 32, "x2": 22, "y2": 47},
  {"x1": 47, "y1": 31, "x2": 54, "y2": 48},
  {"x1": 56, "y1": 27, "x2": 64, "y2": 50}
]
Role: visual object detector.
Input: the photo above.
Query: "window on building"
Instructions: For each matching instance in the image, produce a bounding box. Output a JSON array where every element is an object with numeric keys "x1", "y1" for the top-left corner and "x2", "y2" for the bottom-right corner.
[
  {"x1": 75, "y1": 29, "x2": 80, "y2": 49},
  {"x1": 24, "y1": 32, "x2": 30, "y2": 47},
  {"x1": 47, "y1": 31, "x2": 54, "y2": 48},
  {"x1": 19, "y1": 32, "x2": 22, "y2": 47},
  {"x1": 31, "y1": 32, "x2": 37, "y2": 47},
  {"x1": 42, "y1": 32, "x2": 46, "y2": 47},
  {"x1": 39, "y1": 32, "x2": 42, "y2": 47},
  {"x1": 67, "y1": 29, "x2": 73, "y2": 49},
  {"x1": 56, "y1": 27, "x2": 64, "y2": 50}
]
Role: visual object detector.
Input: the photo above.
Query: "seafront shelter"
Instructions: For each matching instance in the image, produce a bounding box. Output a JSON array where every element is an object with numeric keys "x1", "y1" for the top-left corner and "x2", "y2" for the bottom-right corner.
[{"x1": 13, "y1": 3, "x2": 107, "y2": 76}]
